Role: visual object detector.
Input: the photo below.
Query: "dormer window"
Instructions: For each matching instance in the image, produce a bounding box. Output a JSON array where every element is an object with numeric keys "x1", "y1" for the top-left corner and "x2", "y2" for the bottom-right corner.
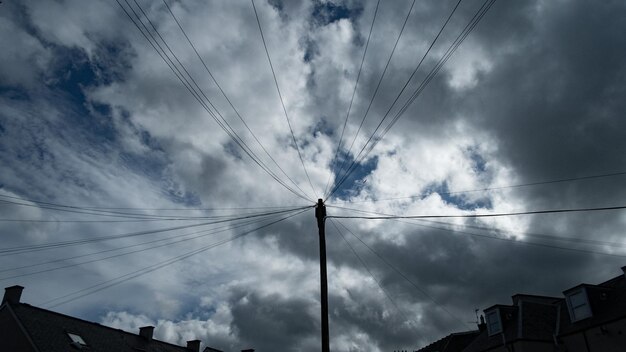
[
  {"x1": 566, "y1": 288, "x2": 592, "y2": 322},
  {"x1": 485, "y1": 309, "x2": 502, "y2": 336}
]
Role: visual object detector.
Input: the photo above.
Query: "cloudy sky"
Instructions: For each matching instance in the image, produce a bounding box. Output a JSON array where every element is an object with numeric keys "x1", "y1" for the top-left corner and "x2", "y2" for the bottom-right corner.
[{"x1": 2, "y1": 0, "x2": 626, "y2": 350}]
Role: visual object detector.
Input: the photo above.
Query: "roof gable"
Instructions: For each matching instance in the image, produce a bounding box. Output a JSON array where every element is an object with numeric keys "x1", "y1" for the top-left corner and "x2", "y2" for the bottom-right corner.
[{"x1": 10, "y1": 303, "x2": 191, "y2": 352}]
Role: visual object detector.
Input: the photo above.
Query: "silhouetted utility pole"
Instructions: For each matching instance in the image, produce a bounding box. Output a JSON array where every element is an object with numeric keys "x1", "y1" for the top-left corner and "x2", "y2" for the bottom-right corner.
[{"x1": 315, "y1": 198, "x2": 329, "y2": 352}]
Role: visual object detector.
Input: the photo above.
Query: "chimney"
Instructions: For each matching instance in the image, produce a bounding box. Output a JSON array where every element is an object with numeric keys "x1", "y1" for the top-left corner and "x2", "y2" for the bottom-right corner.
[
  {"x1": 478, "y1": 314, "x2": 487, "y2": 332},
  {"x1": 186, "y1": 340, "x2": 200, "y2": 352},
  {"x1": 2, "y1": 285, "x2": 24, "y2": 305},
  {"x1": 139, "y1": 326, "x2": 154, "y2": 341}
]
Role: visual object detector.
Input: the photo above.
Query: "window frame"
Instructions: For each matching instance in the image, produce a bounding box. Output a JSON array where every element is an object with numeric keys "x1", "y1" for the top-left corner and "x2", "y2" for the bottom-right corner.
[
  {"x1": 566, "y1": 287, "x2": 592, "y2": 322},
  {"x1": 485, "y1": 309, "x2": 503, "y2": 336},
  {"x1": 67, "y1": 332, "x2": 88, "y2": 347}
]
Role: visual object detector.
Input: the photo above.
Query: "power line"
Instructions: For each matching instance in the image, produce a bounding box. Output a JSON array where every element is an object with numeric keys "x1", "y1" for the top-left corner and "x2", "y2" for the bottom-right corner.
[
  {"x1": 330, "y1": 205, "x2": 626, "y2": 248},
  {"x1": 0, "y1": 197, "x2": 308, "y2": 221},
  {"x1": 331, "y1": 206, "x2": 626, "y2": 258},
  {"x1": 326, "y1": 204, "x2": 626, "y2": 220},
  {"x1": 328, "y1": 0, "x2": 495, "y2": 201},
  {"x1": 0, "y1": 208, "x2": 302, "y2": 281},
  {"x1": 42, "y1": 208, "x2": 309, "y2": 308},
  {"x1": 0, "y1": 206, "x2": 312, "y2": 255},
  {"x1": 161, "y1": 0, "x2": 313, "y2": 200},
  {"x1": 344, "y1": 0, "x2": 497, "y2": 194},
  {"x1": 329, "y1": 171, "x2": 626, "y2": 204},
  {"x1": 130, "y1": 0, "x2": 313, "y2": 203},
  {"x1": 114, "y1": 0, "x2": 311, "y2": 203},
  {"x1": 327, "y1": 0, "x2": 465, "y2": 200},
  {"x1": 0, "y1": 214, "x2": 279, "y2": 275},
  {"x1": 0, "y1": 192, "x2": 309, "y2": 212},
  {"x1": 322, "y1": 0, "x2": 382, "y2": 198},
  {"x1": 334, "y1": 220, "x2": 470, "y2": 329},
  {"x1": 326, "y1": 0, "x2": 416, "y2": 199},
  {"x1": 0, "y1": 218, "x2": 196, "y2": 223},
  {"x1": 328, "y1": 219, "x2": 414, "y2": 327},
  {"x1": 408, "y1": 220, "x2": 626, "y2": 259},
  {"x1": 423, "y1": 219, "x2": 626, "y2": 248},
  {"x1": 251, "y1": 0, "x2": 318, "y2": 199}
]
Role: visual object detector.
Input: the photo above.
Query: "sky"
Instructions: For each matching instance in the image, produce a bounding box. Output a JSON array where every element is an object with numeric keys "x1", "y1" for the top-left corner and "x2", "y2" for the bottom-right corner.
[{"x1": 1, "y1": 0, "x2": 626, "y2": 351}]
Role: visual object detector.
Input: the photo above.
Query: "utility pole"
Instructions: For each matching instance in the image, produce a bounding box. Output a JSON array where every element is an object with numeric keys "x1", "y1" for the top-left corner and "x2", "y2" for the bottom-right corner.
[{"x1": 315, "y1": 198, "x2": 329, "y2": 352}]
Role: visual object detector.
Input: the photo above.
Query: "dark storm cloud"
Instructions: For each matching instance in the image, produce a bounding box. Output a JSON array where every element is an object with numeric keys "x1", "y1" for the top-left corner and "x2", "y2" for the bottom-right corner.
[{"x1": 229, "y1": 289, "x2": 318, "y2": 351}]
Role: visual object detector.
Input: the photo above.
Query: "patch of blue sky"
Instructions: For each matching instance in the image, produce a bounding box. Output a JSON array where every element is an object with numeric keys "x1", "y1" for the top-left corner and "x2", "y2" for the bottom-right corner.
[
  {"x1": 46, "y1": 46, "x2": 118, "y2": 144},
  {"x1": 312, "y1": 117, "x2": 334, "y2": 137},
  {"x1": 328, "y1": 153, "x2": 378, "y2": 200},
  {"x1": 0, "y1": 86, "x2": 31, "y2": 101},
  {"x1": 312, "y1": 1, "x2": 361, "y2": 27},
  {"x1": 466, "y1": 146, "x2": 487, "y2": 174},
  {"x1": 160, "y1": 182, "x2": 201, "y2": 208},
  {"x1": 423, "y1": 181, "x2": 492, "y2": 211}
]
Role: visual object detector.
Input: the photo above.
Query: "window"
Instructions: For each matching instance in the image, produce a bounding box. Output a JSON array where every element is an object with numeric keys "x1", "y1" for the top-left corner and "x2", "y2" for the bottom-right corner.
[
  {"x1": 485, "y1": 310, "x2": 502, "y2": 336},
  {"x1": 566, "y1": 288, "x2": 592, "y2": 321},
  {"x1": 67, "y1": 332, "x2": 87, "y2": 348}
]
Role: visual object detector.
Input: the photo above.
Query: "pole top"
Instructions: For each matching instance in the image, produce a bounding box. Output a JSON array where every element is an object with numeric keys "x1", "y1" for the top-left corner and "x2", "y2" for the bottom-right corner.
[{"x1": 315, "y1": 199, "x2": 326, "y2": 221}]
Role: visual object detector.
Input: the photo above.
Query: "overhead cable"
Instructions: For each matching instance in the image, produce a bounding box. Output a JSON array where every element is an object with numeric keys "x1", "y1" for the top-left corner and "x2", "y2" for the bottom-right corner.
[
  {"x1": 0, "y1": 206, "x2": 312, "y2": 255},
  {"x1": 328, "y1": 0, "x2": 496, "y2": 201},
  {"x1": 326, "y1": 204, "x2": 626, "y2": 220},
  {"x1": 42, "y1": 208, "x2": 309, "y2": 308},
  {"x1": 114, "y1": 0, "x2": 310, "y2": 202},
  {"x1": 326, "y1": 0, "x2": 416, "y2": 198},
  {"x1": 251, "y1": 0, "x2": 318, "y2": 199},
  {"x1": 322, "y1": 0, "x2": 382, "y2": 197},
  {"x1": 330, "y1": 171, "x2": 626, "y2": 204},
  {"x1": 329, "y1": 219, "x2": 414, "y2": 327},
  {"x1": 332, "y1": 206, "x2": 626, "y2": 258},
  {"x1": 334, "y1": 220, "x2": 470, "y2": 329},
  {"x1": 0, "y1": 208, "x2": 304, "y2": 281},
  {"x1": 161, "y1": 0, "x2": 312, "y2": 200}
]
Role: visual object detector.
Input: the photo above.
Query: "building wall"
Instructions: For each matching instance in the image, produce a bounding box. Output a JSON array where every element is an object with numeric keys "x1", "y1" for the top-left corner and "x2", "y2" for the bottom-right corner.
[
  {"x1": 561, "y1": 318, "x2": 626, "y2": 352},
  {"x1": 512, "y1": 340, "x2": 554, "y2": 352},
  {"x1": 0, "y1": 305, "x2": 36, "y2": 352},
  {"x1": 465, "y1": 340, "x2": 553, "y2": 352}
]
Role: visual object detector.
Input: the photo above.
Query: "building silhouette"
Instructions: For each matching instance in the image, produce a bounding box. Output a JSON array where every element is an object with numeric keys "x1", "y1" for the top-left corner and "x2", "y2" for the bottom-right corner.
[
  {"x1": 0, "y1": 285, "x2": 224, "y2": 352},
  {"x1": 417, "y1": 266, "x2": 626, "y2": 352}
]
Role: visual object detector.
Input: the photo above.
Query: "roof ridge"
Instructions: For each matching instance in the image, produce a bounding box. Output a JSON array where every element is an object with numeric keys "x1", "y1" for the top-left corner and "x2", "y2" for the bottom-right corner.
[{"x1": 14, "y1": 303, "x2": 191, "y2": 350}]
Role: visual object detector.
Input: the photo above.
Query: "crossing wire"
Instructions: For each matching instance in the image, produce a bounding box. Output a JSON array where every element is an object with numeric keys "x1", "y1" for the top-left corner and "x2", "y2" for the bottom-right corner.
[
  {"x1": 115, "y1": 0, "x2": 310, "y2": 203},
  {"x1": 329, "y1": 219, "x2": 414, "y2": 328},
  {"x1": 334, "y1": 220, "x2": 470, "y2": 329},
  {"x1": 329, "y1": 206, "x2": 626, "y2": 258},
  {"x1": 322, "y1": 0, "x2": 382, "y2": 198},
  {"x1": 408, "y1": 220, "x2": 626, "y2": 259},
  {"x1": 365, "y1": 0, "x2": 498, "y2": 169},
  {"x1": 0, "y1": 195, "x2": 305, "y2": 220},
  {"x1": 252, "y1": 0, "x2": 318, "y2": 199},
  {"x1": 0, "y1": 197, "x2": 308, "y2": 221},
  {"x1": 0, "y1": 213, "x2": 286, "y2": 275},
  {"x1": 0, "y1": 193, "x2": 309, "y2": 213},
  {"x1": 329, "y1": 171, "x2": 626, "y2": 205},
  {"x1": 130, "y1": 0, "x2": 312, "y2": 202},
  {"x1": 0, "y1": 206, "x2": 312, "y2": 255},
  {"x1": 328, "y1": 0, "x2": 494, "y2": 201},
  {"x1": 41, "y1": 208, "x2": 309, "y2": 308},
  {"x1": 161, "y1": 0, "x2": 313, "y2": 200},
  {"x1": 0, "y1": 208, "x2": 304, "y2": 281},
  {"x1": 326, "y1": 0, "x2": 416, "y2": 199},
  {"x1": 326, "y1": 204, "x2": 626, "y2": 220}
]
